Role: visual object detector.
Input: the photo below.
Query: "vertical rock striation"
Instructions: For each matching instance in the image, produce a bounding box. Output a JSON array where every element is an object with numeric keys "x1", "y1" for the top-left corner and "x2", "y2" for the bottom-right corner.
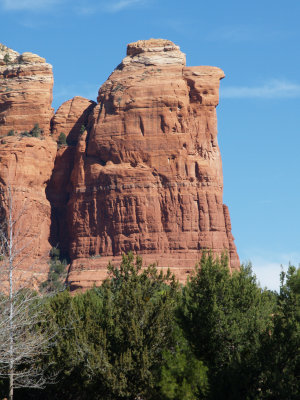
[
  {"x1": 0, "y1": 44, "x2": 56, "y2": 289},
  {"x1": 67, "y1": 39, "x2": 239, "y2": 289},
  {"x1": 0, "y1": 136, "x2": 57, "y2": 288}
]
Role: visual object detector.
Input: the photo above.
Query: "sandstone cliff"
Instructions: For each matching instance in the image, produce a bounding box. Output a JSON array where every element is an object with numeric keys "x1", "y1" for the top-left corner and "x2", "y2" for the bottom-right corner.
[
  {"x1": 0, "y1": 43, "x2": 53, "y2": 136},
  {"x1": 51, "y1": 96, "x2": 96, "y2": 144},
  {"x1": 0, "y1": 39, "x2": 239, "y2": 290},
  {"x1": 65, "y1": 39, "x2": 239, "y2": 289},
  {"x1": 0, "y1": 136, "x2": 57, "y2": 288}
]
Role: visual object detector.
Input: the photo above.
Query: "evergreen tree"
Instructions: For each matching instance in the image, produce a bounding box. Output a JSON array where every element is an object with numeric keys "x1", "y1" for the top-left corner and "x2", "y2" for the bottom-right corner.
[
  {"x1": 159, "y1": 326, "x2": 208, "y2": 400},
  {"x1": 257, "y1": 265, "x2": 300, "y2": 399},
  {"x1": 180, "y1": 252, "x2": 275, "y2": 399},
  {"x1": 34, "y1": 253, "x2": 179, "y2": 400}
]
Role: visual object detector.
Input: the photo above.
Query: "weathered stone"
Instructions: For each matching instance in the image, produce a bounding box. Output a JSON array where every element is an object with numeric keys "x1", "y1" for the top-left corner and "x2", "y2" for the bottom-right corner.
[
  {"x1": 0, "y1": 39, "x2": 239, "y2": 291},
  {"x1": 51, "y1": 96, "x2": 96, "y2": 144},
  {"x1": 67, "y1": 39, "x2": 239, "y2": 288},
  {"x1": 0, "y1": 136, "x2": 57, "y2": 288},
  {"x1": 0, "y1": 44, "x2": 53, "y2": 136}
]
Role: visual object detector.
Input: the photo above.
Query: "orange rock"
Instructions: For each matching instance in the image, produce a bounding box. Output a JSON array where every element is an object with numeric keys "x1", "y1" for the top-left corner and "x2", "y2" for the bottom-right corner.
[
  {"x1": 0, "y1": 136, "x2": 57, "y2": 288},
  {"x1": 66, "y1": 39, "x2": 239, "y2": 288},
  {"x1": 51, "y1": 96, "x2": 96, "y2": 144},
  {"x1": 0, "y1": 44, "x2": 53, "y2": 136},
  {"x1": 47, "y1": 145, "x2": 75, "y2": 255},
  {"x1": 0, "y1": 39, "x2": 239, "y2": 291}
]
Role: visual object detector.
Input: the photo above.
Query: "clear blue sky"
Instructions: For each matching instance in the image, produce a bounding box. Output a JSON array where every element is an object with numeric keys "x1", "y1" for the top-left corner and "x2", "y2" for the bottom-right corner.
[{"x1": 1, "y1": 0, "x2": 300, "y2": 290}]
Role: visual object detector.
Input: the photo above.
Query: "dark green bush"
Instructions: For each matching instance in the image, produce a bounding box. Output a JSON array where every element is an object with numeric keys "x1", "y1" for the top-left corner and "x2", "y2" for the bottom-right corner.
[
  {"x1": 31, "y1": 123, "x2": 42, "y2": 137},
  {"x1": 57, "y1": 132, "x2": 67, "y2": 146},
  {"x1": 3, "y1": 53, "x2": 10, "y2": 64}
]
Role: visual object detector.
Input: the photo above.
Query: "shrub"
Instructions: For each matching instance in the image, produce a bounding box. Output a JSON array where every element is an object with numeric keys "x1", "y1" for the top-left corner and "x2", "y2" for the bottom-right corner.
[
  {"x1": 57, "y1": 132, "x2": 67, "y2": 146},
  {"x1": 7, "y1": 130, "x2": 15, "y2": 136},
  {"x1": 30, "y1": 123, "x2": 41, "y2": 137},
  {"x1": 39, "y1": 247, "x2": 67, "y2": 293},
  {"x1": 3, "y1": 53, "x2": 10, "y2": 64}
]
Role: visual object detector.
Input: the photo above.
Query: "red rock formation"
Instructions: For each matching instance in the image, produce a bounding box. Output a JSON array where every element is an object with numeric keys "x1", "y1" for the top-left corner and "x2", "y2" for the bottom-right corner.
[
  {"x1": 0, "y1": 39, "x2": 239, "y2": 291},
  {"x1": 66, "y1": 39, "x2": 239, "y2": 289},
  {"x1": 47, "y1": 97, "x2": 96, "y2": 256},
  {"x1": 0, "y1": 44, "x2": 53, "y2": 136},
  {"x1": 51, "y1": 96, "x2": 96, "y2": 144},
  {"x1": 0, "y1": 136, "x2": 57, "y2": 288}
]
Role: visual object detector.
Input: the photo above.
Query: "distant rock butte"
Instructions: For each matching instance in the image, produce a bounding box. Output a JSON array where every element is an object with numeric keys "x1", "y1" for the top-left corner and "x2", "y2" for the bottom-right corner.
[
  {"x1": 0, "y1": 43, "x2": 53, "y2": 136},
  {"x1": 0, "y1": 39, "x2": 239, "y2": 290}
]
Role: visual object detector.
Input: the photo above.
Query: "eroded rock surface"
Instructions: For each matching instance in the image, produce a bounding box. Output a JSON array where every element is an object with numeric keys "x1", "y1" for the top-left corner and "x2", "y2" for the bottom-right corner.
[
  {"x1": 66, "y1": 39, "x2": 239, "y2": 288},
  {"x1": 0, "y1": 39, "x2": 239, "y2": 290},
  {"x1": 51, "y1": 96, "x2": 96, "y2": 144},
  {"x1": 0, "y1": 136, "x2": 57, "y2": 288},
  {"x1": 0, "y1": 43, "x2": 53, "y2": 136}
]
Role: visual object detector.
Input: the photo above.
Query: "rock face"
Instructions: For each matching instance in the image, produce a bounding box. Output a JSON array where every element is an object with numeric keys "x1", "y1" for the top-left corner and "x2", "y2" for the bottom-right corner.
[
  {"x1": 0, "y1": 39, "x2": 239, "y2": 291},
  {"x1": 0, "y1": 43, "x2": 53, "y2": 136},
  {"x1": 51, "y1": 96, "x2": 96, "y2": 144},
  {"x1": 0, "y1": 136, "x2": 57, "y2": 288},
  {"x1": 66, "y1": 39, "x2": 239, "y2": 289}
]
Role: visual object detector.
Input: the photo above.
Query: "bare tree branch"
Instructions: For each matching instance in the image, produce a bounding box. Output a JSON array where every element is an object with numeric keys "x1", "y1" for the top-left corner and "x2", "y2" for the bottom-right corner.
[{"x1": 0, "y1": 184, "x2": 56, "y2": 400}]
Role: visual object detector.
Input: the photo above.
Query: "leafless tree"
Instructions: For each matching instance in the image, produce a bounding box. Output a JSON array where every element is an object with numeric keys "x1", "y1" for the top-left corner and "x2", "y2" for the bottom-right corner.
[{"x1": 0, "y1": 185, "x2": 54, "y2": 400}]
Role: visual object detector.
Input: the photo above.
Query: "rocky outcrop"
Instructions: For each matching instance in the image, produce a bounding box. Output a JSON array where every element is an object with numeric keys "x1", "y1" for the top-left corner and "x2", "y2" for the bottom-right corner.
[
  {"x1": 0, "y1": 43, "x2": 53, "y2": 136},
  {"x1": 0, "y1": 39, "x2": 239, "y2": 291},
  {"x1": 0, "y1": 135, "x2": 57, "y2": 288},
  {"x1": 51, "y1": 96, "x2": 96, "y2": 144},
  {"x1": 66, "y1": 39, "x2": 239, "y2": 289}
]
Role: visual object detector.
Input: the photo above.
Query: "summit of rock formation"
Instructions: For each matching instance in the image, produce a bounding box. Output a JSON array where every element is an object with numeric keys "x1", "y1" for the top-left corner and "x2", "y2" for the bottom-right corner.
[
  {"x1": 0, "y1": 43, "x2": 53, "y2": 136},
  {"x1": 121, "y1": 39, "x2": 186, "y2": 68},
  {"x1": 0, "y1": 39, "x2": 239, "y2": 291}
]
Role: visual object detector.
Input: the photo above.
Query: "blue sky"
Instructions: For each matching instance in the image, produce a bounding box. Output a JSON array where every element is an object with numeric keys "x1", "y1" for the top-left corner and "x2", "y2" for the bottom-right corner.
[{"x1": 1, "y1": 0, "x2": 300, "y2": 290}]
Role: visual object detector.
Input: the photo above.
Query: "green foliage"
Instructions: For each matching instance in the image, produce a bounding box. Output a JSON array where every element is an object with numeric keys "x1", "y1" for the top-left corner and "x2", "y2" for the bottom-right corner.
[
  {"x1": 30, "y1": 123, "x2": 42, "y2": 137},
  {"x1": 3, "y1": 53, "x2": 10, "y2": 64},
  {"x1": 80, "y1": 125, "x2": 86, "y2": 134},
  {"x1": 37, "y1": 253, "x2": 179, "y2": 400},
  {"x1": 96, "y1": 253, "x2": 179, "y2": 399},
  {"x1": 50, "y1": 247, "x2": 60, "y2": 259},
  {"x1": 7, "y1": 130, "x2": 15, "y2": 136},
  {"x1": 180, "y1": 252, "x2": 276, "y2": 399},
  {"x1": 11, "y1": 254, "x2": 300, "y2": 400},
  {"x1": 257, "y1": 265, "x2": 300, "y2": 399},
  {"x1": 160, "y1": 328, "x2": 208, "y2": 400},
  {"x1": 18, "y1": 124, "x2": 42, "y2": 138},
  {"x1": 39, "y1": 247, "x2": 67, "y2": 293},
  {"x1": 57, "y1": 132, "x2": 67, "y2": 146}
]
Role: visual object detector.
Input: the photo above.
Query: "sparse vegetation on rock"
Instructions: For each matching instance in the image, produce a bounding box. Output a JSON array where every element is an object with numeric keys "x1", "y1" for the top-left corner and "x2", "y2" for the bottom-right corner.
[{"x1": 57, "y1": 132, "x2": 67, "y2": 147}]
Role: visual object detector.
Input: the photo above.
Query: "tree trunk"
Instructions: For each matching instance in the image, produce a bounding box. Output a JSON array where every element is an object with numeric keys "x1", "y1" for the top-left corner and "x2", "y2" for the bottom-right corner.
[{"x1": 9, "y1": 366, "x2": 13, "y2": 400}]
